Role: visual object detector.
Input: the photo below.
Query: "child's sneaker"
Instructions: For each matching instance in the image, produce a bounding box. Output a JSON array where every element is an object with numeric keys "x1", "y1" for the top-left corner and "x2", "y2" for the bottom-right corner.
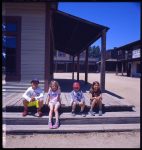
[
  {"x1": 89, "y1": 110, "x2": 96, "y2": 116},
  {"x1": 53, "y1": 122, "x2": 59, "y2": 129},
  {"x1": 99, "y1": 110, "x2": 102, "y2": 116},
  {"x1": 71, "y1": 111, "x2": 76, "y2": 116},
  {"x1": 80, "y1": 111, "x2": 86, "y2": 117},
  {"x1": 22, "y1": 109, "x2": 28, "y2": 117},
  {"x1": 36, "y1": 108, "x2": 43, "y2": 117},
  {"x1": 48, "y1": 122, "x2": 53, "y2": 129},
  {"x1": 37, "y1": 111, "x2": 43, "y2": 117}
]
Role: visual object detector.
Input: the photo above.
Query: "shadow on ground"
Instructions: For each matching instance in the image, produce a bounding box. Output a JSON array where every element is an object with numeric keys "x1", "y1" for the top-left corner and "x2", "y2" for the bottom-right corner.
[{"x1": 104, "y1": 90, "x2": 124, "y2": 99}]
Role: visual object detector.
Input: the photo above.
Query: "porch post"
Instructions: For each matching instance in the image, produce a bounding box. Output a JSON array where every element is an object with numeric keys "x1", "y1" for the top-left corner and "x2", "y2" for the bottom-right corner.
[
  {"x1": 116, "y1": 62, "x2": 118, "y2": 75},
  {"x1": 85, "y1": 48, "x2": 89, "y2": 84},
  {"x1": 44, "y1": 4, "x2": 52, "y2": 92},
  {"x1": 77, "y1": 54, "x2": 80, "y2": 81},
  {"x1": 100, "y1": 29, "x2": 106, "y2": 92},
  {"x1": 72, "y1": 56, "x2": 75, "y2": 80},
  {"x1": 121, "y1": 62, "x2": 124, "y2": 76}
]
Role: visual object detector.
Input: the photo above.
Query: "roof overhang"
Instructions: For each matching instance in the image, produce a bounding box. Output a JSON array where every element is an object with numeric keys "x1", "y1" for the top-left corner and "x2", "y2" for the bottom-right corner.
[
  {"x1": 115, "y1": 40, "x2": 141, "y2": 51},
  {"x1": 52, "y1": 10, "x2": 109, "y2": 56}
]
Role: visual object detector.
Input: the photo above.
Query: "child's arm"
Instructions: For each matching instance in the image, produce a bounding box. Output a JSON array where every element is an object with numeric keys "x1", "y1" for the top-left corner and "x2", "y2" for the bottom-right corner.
[
  {"x1": 96, "y1": 94, "x2": 102, "y2": 101},
  {"x1": 81, "y1": 91, "x2": 85, "y2": 102},
  {"x1": 45, "y1": 89, "x2": 51, "y2": 105},
  {"x1": 46, "y1": 95, "x2": 50, "y2": 105},
  {"x1": 22, "y1": 87, "x2": 32, "y2": 102},
  {"x1": 89, "y1": 93, "x2": 96, "y2": 101},
  {"x1": 70, "y1": 91, "x2": 74, "y2": 103},
  {"x1": 58, "y1": 94, "x2": 61, "y2": 104}
]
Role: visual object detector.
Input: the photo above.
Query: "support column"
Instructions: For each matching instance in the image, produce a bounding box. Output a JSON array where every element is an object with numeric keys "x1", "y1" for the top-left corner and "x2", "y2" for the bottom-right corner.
[
  {"x1": 72, "y1": 56, "x2": 75, "y2": 80},
  {"x1": 121, "y1": 62, "x2": 124, "y2": 76},
  {"x1": 100, "y1": 29, "x2": 106, "y2": 92},
  {"x1": 85, "y1": 48, "x2": 89, "y2": 84},
  {"x1": 44, "y1": 4, "x2": 52, "y2": 92},
  {"x1": 66, "y1": 63, "x2": 68, "y2": 72},
  {"x1": 116, "y1": 62, "x2": 118, "y2": 75},
  {"x1": 77, "y1": 54, "x2": 80, "y2": 81}
]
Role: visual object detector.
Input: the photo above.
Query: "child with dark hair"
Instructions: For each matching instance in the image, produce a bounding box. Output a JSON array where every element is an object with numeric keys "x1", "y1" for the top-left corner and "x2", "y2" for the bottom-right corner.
[
  {"x1": 89, "y1": 81, "x2": 102, "y2": 116},
  {"x1": 22, "y1": 78, "x2": 44, "y2": 117}
]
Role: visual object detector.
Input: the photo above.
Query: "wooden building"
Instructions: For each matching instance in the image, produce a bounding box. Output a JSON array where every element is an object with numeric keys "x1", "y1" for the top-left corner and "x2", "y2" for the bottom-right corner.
[
  {"x1": 115, "y1": 40, "x2": 141, "y2": 77},
  {"x1": 2, "y1": 0, "x2": 109, "y2": 92}
]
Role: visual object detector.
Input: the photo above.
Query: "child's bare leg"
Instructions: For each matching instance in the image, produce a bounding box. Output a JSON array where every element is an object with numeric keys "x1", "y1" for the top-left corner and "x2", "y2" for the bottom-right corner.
[
  {"x1": 90, "y1": 99, "x2": 97, "y2": 111},
  {"x1": 98, "y1": 98, "x2": 102, "y2": 116},
  {"x1": 98, "y1": 98, "x2": 102, "y2": 110},
  {"x1": 49, "y1": 103, "x2": 54, "y2": 122},
  {"x1": 79, "y1": 102, "x2": 85, "y2": 112},
  {"x1": 38, "y1": 99, "x2": 44, "y2": 110},
  {"x1": 23, "y1": 99, "x2": 29, "y2": 110},
  {"x1": 72, "y1": 101, "x2": 77, "y2": 112},
  {"x1": 54, "y1": 102, "x2": 60, "y2": 123},
  {"x1": 22, "y1": 98, "x2": 29, "y2": 116},
  {"x1": 37, "y1": 99, "x2": 44, "y2": 117}
]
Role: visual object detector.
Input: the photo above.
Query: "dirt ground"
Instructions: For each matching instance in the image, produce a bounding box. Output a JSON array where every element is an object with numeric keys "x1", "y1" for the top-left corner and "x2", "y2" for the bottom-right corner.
[
  {"x1": 4, "y1": 131, "x2": 140, "y2": 148},
  {"x1": 3, "y1": 73, "x2": 141, "y2": 148},
  {"x1": 54, "y1": 73, "x2": 140, "y2": 109}
]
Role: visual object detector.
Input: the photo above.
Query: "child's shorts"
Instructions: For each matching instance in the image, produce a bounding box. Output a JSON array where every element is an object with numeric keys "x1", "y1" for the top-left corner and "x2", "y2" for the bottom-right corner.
[
  {"x1": 70, "y1": 100, "x2": 85, "y2": 106},
  {"x1": 48, "y1": 101, "x2": 60, "y2": 108},
  {"x1": 28, "y1": 100, "x2": 39, "y2": 108}
]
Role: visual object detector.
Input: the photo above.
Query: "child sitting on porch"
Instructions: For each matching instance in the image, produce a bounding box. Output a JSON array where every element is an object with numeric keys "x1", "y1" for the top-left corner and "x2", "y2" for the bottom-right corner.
[
  {"x1": 46, "y1": 80, "x2": 61, "y2": 129},
  {"x1": 89, "y1": 81, "x2": 102, "y2": 116},
  {"x1": 22, "y1": 78, "x2": 44, "y2": 117},
  {"x1": 70, "y1": 81, "x2": 86, "y2": 117}
]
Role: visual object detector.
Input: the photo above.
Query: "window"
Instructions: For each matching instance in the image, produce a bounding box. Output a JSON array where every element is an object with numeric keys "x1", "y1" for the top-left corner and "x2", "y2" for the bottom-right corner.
[{"x1": 2, "y1": 16, "x2": 21, "y2": 81}]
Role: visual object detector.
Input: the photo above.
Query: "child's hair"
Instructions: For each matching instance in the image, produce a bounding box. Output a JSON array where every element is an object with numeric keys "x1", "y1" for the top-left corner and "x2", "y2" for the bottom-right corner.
[
  {"x1": 49, "y1": 80, "x2": 61, "y2": 91},
  {"x1": 90, "y1": 81, "x2": 100, "y2": 93}
]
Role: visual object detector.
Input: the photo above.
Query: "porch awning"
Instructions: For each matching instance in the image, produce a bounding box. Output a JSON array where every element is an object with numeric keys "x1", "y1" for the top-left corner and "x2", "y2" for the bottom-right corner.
[{"x1": 52, "y1": 10, "x2": 109, "y2": 56}]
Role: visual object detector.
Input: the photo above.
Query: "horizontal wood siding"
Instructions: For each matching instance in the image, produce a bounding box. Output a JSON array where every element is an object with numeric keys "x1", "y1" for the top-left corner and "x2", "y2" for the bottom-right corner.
[{"x1": 3, "y1": 3, "x2": 46, "y2": 80}]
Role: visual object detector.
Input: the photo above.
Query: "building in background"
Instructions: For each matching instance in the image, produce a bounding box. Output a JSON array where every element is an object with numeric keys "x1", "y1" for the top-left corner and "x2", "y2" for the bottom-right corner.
[
  {"x1": 54, "y1": 50, "x2": 99, "y2": 73},
  {"x1": 116, "y1": 40, "x2": 141, "y2": 77}
]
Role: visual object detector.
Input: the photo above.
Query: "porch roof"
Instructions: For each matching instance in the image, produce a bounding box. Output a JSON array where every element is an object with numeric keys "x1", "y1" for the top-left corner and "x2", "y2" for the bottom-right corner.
[{"x1": 52, "y1": 10, "x2": 109, "y2": 56}]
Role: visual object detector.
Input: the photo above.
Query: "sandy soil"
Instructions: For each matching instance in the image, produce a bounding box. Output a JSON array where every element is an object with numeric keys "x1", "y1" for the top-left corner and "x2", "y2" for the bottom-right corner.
[
  {"x1": 54, "y1": 73, "x2": 140, "y2": 109},
  {"x1": 4, "y1": 131, "x2": 140, "y2": 148}
]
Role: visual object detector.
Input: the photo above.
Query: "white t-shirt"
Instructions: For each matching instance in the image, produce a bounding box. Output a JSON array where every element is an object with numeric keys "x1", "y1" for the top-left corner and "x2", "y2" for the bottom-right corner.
[
  {"x1": 22, "y1": 86, "x2": 44, "y2": 102},
  {"x1": 47, "y1": 88, "x2": 61, "y2": 103}
]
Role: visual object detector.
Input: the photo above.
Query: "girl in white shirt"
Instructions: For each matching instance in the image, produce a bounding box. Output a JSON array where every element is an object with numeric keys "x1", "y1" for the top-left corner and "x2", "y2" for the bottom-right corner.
[{"x1": 46, "y1": 80, "x2": 61, "y2": 129}]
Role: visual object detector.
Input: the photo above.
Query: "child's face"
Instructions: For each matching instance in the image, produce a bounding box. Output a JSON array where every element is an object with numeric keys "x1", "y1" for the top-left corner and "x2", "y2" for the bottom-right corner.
[
  {"x1": 73, "y1": 87, "x2": 80, "y2": 92},
  {"x1": 93, "y1": 84, "x2": 100, "y2": 91},
  {"x1": 51, "y1": 84, "x2": 58, "y2": 91},
  {"x1": 31, "y1": 82, "x2": 38, "y2": 90}
]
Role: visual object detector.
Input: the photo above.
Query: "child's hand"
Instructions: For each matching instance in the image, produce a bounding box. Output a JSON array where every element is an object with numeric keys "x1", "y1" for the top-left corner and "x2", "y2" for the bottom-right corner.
[{"x1": 31, "y1": 96, "x2": 35, "y2": 102}]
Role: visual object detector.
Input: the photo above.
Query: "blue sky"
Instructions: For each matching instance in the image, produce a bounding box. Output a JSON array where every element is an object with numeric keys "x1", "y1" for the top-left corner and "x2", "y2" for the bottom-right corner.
[{"x1": 58, "y1": 2, "x2": 140, "y2": 50}]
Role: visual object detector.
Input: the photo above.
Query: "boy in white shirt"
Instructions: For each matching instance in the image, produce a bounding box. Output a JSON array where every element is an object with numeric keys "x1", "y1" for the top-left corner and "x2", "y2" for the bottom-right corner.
[{"x1": 22, "y1": 78, "x2": 44, "y2": 117}]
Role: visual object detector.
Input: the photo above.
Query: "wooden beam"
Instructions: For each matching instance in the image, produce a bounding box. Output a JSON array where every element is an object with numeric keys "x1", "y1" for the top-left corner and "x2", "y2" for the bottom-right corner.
[
  {"x1": 121, "y1": 62, "x2": 124, "y2": 76},
  {"x1": 100, "y1": 29, "x2": 106, "y2": 92},
  {"x1": 44, "y1": 4, "x2": 52, "y2": 92},
  {"x1": 116, "y1": 62, "x2": 118, "y2": 75},
  {"x1": 72, "y1": 56, "x2": 75, "y2": 80},
  {"x1": 50, "y1": 12, "x2": 55, "y2": 80},
  {"x1": 77, "y1": 54, "x2": 80, "y2": 81},
  {"x1": 85, "y1": 48, "x2": 89, "y2": 84}
]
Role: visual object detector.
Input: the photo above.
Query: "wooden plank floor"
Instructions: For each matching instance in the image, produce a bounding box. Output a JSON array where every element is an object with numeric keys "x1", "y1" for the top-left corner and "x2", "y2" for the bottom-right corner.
[
  {"x1": 2, "y1": 81, "x2": 134, "y2": 109},
  {"x1": 2, "y1": 92, "x2": 134, "y2": 108}
]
